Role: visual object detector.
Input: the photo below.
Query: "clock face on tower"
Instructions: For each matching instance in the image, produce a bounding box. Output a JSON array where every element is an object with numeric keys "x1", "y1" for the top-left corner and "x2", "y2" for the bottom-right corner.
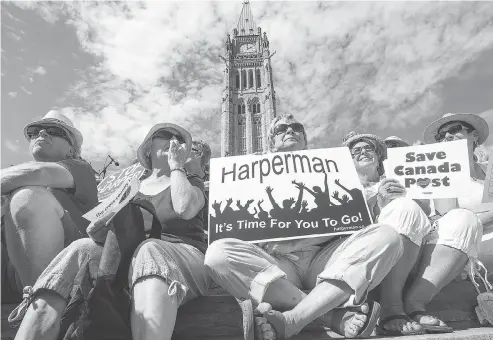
[{"x1": 240, "y1": 43, "x2": 255, "y2": 54}]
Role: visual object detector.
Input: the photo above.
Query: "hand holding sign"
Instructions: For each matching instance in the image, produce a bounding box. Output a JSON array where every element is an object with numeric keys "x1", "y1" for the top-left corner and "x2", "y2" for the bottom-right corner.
[
  {"x1": 86, "y1": 211, "x2": 116, "y2": 244},
  {"x1": 377, "y1": 178, "x2": 407, "y2": 208}
]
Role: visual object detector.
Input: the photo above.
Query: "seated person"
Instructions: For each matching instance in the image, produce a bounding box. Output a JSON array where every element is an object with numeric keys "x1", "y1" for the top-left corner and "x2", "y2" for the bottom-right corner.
[
  {"x1": 1, "y1": 110, "x2": 98, "y2": 303},
  {"x1": 11, "y1": 123, "x2": 209, "y2": 340},
  {"x1": 384, "y1": 136, "x2": 410, "y2": 149},
  {"x1": 344, "y1": 113, "x2": 491, "y2": 335},
  {"x1": 205, "y1": 114, "x2": 409, "y2": 340}
]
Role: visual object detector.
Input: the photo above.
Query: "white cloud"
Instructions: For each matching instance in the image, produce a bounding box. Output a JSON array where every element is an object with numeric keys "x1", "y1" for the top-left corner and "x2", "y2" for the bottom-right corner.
[
  {"x1": 8, "y1": 92, "x2": 18, "y2": 98},
  {"x1": 4, "y1": 140, "x2": 21, "y2": 153},
  {"x1": 32, "y1": 66, "x2": 46, "y2": 75},
  {"x1": 15, "y1": 1, "x2": 493, "y2": 163}
]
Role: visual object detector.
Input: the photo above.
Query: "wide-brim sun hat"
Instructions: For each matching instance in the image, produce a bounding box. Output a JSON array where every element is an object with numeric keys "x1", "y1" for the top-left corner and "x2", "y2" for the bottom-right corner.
[
  {"x1": 342, "y1": 131, "x2": 387, "y2": 160},
  {"x1": 24, "y1": 110, "x2": 83, "y2": 150},
  {"x1": 384, "y1": 136, "x2": 410, "y2": 147},
  {"x1": 423, "y1": 113, "x2": 489, "y2": 145},
  {"x1": 137, "y1": 123, "x2": 192, "y2": 170}
]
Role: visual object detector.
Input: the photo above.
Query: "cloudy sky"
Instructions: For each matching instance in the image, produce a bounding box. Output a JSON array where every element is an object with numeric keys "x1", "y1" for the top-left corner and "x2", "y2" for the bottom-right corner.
[{"x1": 2, "y1": 1, "x2": 493, "y2": 172}]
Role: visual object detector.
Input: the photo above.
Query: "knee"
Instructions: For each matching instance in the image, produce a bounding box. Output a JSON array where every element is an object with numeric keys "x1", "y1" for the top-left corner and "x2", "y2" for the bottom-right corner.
[
  {"x1": 374, "y1": 225, "x2": 404, "y2": 257},
  {"x1": 204, "y1": 238, "x2": 238, "y2": 273},
  {"x1": 441, "y1": 208, "x2": 482, "y2": 234},
  {"x1": 8, "y1": 186, "x2": 63, "y2": 224},
  {"x1": 133, "y1": 239, "x2": 161, "y2": 259},
  {"x1": 64, "y1": 238, "x2": 102, "y2": 260},
  {"x1": 389, "y1": 197, "x2": 424, "y2": 216}
]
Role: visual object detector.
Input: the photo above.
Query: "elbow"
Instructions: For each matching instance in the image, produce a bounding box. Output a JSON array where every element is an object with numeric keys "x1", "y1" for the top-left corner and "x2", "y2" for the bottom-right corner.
[
  {"x1": 175, "y1": 204, "x2": 197, "y2": 220},
  {"x1": 174, "y1": 199, "x2": 204, "y2": 220}
]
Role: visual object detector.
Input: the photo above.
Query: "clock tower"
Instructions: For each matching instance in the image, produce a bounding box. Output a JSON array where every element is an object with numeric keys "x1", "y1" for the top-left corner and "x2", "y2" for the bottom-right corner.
[{"x1": 220, "y1": 0, "x2": 277, "y2": 156}]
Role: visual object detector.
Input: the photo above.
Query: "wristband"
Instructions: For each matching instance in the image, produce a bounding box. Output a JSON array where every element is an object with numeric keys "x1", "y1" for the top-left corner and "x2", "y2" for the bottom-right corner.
[{"x1": 170, "y1": 167, "x2": 186, "y2": 174}]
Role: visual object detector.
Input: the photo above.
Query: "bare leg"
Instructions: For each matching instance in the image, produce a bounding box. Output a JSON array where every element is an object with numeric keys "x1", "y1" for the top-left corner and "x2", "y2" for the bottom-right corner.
[
  {"x1": 379, "y1": 236, "x2": 423, "y2": 332},
  {"x1": 14, "y1": 292, "x2": 66, "y2": 340},
  {"x1": 4, "y1": 187, "x2": 65, "y2": 286},
  {"x1": 405, "y1": 244, "x2": 467, "y2": 325},
  {"x1": 131, "y1": 276, "x2": 178, "y2": 340},
  {"x1": 259, "y1": 280, "x2": 353, "y2": 338},
  {"x1": 262, "y1": 278, "x2": 306, "y2": 311}
]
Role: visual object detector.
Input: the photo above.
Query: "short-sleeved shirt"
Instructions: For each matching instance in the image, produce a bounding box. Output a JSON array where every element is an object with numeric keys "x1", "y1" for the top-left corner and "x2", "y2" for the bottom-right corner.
[
  {"x1": 137, "y1": 174, "x2": 207, "y2": 253},
  {"x1": 47, "y1": 159, "x2": 99, "y2": 236}
]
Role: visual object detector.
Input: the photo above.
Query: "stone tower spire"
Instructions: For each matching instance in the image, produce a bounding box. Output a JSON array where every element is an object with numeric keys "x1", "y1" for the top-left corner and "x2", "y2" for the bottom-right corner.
[
  {"x1": 237, "y1": 1, "x2": 257, "y2": 36},
  {"x1": 220, "y1": 1, "x2": 277, "y2": 157}
]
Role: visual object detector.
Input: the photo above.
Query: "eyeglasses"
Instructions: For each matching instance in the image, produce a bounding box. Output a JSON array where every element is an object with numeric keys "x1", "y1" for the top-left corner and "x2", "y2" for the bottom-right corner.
[
  {"x1": 435, "y1": 124, "x2": 472, "y2": 142},
  {"x1": 26, "y1": 125, "x2": 72, "y2": 145},
  {"x1": 152, "y1": 131, "x2": 185, "y2": 144},
  {"x1": 350, "y1": 145, "x2": 375, "y2": 157},
  {"x1": 273, "y1": 123, "x2": 305, "y2": 135}
]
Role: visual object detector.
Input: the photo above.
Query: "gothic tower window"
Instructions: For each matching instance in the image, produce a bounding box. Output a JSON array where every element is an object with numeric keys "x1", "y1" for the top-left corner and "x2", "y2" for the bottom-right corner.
[
  {"x1": 253, "y1": 114, "x2": 263, "y2": 153},
  {"x1": 256, "y1": 103, "x2": 260, "y2": 113},
  {"x1": 256, "y1": 69, "x2": 261, "y2": 88},
  {"x1": 241, "y1": 70, "x2": 247, "y2": 89},
  {"x1": 249, "y1": 70, "x2": 254, "y2": 88},
  {"x1": 238, "y1": 115, "x2": 246, "y2": 155},
  {"x1": 235, "y1": 71, "x2": 240, "y2": 89}
]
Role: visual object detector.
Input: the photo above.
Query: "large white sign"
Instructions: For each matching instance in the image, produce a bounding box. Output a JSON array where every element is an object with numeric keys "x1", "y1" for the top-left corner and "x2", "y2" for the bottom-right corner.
[
  {"x1": 384, "y1": 139, "x2": 470, "y2": 199},
  {"x1": 208, "y1": 147, "x2": 373, "y2": 244}
]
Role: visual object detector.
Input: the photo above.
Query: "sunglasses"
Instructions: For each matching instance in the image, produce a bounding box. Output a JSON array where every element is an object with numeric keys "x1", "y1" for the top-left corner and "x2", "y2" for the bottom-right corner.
[
  {"x1": 435, "y1": 123, "x2": 473, "y2": 142},
  {"x1": 152, "y1": 131, "x2": 185, "y2": 144},
  {"x1": 350, "y1": 145, "x2": 375, "y2": 157},
  {"x1": 26, "y1": 125, "x2": 72, "y2": 145},
  {"x1": 273, "y1": 123, "x2": 305, "y2": 135}
]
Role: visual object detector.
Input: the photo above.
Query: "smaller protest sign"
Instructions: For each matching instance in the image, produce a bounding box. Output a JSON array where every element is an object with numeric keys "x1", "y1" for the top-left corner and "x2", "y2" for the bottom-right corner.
[
  {"x1": 384, "y1": 139, "x2": 470, "y2": 199},
  {"x1": 482, "y1": 154, "x2": 493, "y2": 203},
  {"x1": 84, "y1": 177, "x2": 140, "y2": 223},
  {"x1": 208, "y1": 147, "x2": 373, "y2": 244},
  {"x1": 97, "y1": 163, "x2": 146, "y2": 202}
]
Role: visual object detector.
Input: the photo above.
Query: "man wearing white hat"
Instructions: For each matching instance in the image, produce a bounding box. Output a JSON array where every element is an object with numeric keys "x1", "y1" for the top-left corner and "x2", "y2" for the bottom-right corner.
[{"x1": 1, "y1": 110, "x2": 98, "y2": 301}]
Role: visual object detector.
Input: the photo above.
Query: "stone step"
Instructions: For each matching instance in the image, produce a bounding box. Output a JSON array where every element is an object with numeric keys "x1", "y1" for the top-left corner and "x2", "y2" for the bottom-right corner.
[{"x1": 2, "y1": 280, "x2": 490, "y2": 340}]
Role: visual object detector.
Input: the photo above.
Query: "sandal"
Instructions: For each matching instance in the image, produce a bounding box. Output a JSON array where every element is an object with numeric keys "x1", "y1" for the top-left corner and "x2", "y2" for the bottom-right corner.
[
  {"x1": 331, "y1": 301, "x2": 381, "y2": 338},
  {"x1": 261, "y1": 309, "x2": 287, "y2": 340},
  {"x1": 408, "y1": 311, "x2": 453, "y2": 333},
  {"x1": 236, "y1": 298, "x2": 254, "y2": 340},
  {"x1": 376, "y1": 314, "x2": 425, "y2": 336}
]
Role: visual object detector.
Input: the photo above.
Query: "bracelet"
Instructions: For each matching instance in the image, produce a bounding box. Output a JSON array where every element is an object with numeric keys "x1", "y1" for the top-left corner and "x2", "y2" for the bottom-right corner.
[{"x1": 170, "y1": 167, "x2": 186, "y2": 174}]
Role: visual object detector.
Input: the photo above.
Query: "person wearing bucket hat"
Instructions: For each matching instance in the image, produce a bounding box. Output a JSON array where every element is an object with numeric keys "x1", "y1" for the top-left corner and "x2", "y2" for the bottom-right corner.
[
  {"x1": 1, "y1": 110, "x2": 98, "y2": 303},
  {"x1": 388, "y1": 113, "x2": 493, "y2": 331},
  {"x1": 10, "y1": 122, "x2": 210, "y2": 340},
  {"x1": 384, "y1": 136, "x2": 410, "y2": 149},
  {"x1": 205, "y1": 115, "x2": 411, "y2": 340},
  {"x1": 342, "y1": 131, "x2": 435, "y2": 336}
]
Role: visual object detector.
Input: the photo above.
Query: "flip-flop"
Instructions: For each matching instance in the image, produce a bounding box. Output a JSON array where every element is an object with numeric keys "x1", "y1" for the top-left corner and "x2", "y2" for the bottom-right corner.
[
  {"x1": 331, "y1": 301, "x2": 382, "y2": 338},
  {"x1": 376, "y1": 314, "x2": 426, "y2": 336},
  {"x1": 236, "y1": 298, "x2": 254, "y2": 340},
  {"x1": 408, "y1": 311, "x2": 453, "y2": 333}
]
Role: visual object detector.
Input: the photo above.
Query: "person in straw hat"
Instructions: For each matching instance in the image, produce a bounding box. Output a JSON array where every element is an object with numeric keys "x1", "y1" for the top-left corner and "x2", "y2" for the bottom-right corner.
[
  {"x1": 11, "y1": 122, "x2": 210, "y2": 340},
  {"x1": 384, "y1": 136, "x2": 410, "y2": 149},
  {"x1": 205, "y1": 115, "x2": 407, "y2": 340},
  {"x1": 342, "y1": 131, "x2": 432, "y2": 336},
  {"x1": 399, "y1": 112, "x2": 492, "y2": 329},
  {"x1": 1, "y1": 110, "x2": 98, "y2": 303}
]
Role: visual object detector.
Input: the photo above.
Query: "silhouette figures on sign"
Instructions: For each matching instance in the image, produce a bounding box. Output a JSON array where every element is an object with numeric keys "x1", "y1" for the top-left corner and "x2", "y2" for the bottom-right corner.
[{"x1": 210, "y1": 177, "x2": 368, "y2": 232}]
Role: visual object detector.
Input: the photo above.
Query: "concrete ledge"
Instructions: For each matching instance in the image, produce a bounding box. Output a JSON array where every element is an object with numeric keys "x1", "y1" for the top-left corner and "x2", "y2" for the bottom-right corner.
[{"x1": 2, "y1": 280, "x2": 486, "y2": 340}]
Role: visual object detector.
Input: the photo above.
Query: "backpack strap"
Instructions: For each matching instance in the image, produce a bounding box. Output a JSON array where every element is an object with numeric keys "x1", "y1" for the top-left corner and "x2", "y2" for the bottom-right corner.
[{"x1": 130, "y1": 199, "x2": 163, "y2": 239}]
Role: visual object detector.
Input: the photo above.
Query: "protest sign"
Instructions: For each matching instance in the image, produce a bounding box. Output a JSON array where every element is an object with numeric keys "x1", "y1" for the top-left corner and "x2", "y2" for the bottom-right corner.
[
  {"x1": 384, "y1": 139, "x2": 470, "y2": 199},
  {"x1": 97, "y1": 163, "x2": 146, "y2": 201},
  {"x1": 208, "y1": 147, "x2": 373, "y2": 244},
  {"x1": 85, "y1": 177, "x2": 140, "y2": 223},
  {"x1": 482, "y1": 154, "x2": 493, "y2": 203}
]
